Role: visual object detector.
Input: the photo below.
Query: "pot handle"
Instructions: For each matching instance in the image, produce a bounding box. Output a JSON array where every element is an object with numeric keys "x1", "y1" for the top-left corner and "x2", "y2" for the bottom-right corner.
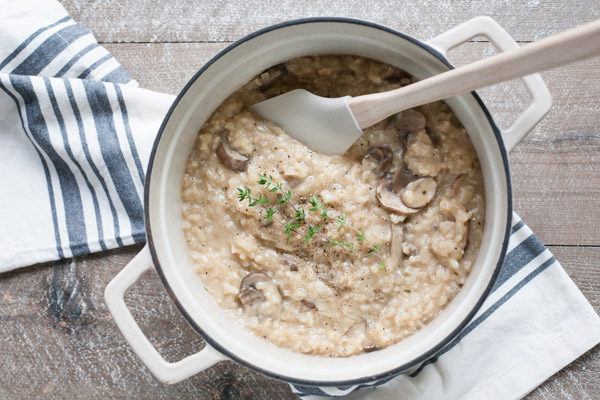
[
  {"x1": 104, "y1": 245, "x2": 227, "y2": 384},
  {"x1": 426, "y1": 16, "x2": 552, "y2": 152}
]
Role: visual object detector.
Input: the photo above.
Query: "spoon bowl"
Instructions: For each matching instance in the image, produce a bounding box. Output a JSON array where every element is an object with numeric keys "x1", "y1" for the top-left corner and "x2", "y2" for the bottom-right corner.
[{"x1": 250, "y1": 89, "x2": 362, "y2": 154}]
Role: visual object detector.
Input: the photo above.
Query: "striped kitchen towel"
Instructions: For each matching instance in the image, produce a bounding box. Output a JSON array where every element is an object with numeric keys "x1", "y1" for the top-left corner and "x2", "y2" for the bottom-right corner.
[
  {"x1": 291, "y1": 215, "x2": 600, "y2": 399},
  {"x1": 1, "y1": 1, "x2": 599, "y2": 399},
  {"x1": 0, "y1": 0, "x2": 173, "y2": 271}
]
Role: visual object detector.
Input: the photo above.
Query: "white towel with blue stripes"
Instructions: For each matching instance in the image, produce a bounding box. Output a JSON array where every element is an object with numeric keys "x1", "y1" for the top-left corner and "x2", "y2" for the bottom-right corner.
[
  {"x1": 291, "y1": 215, "x2": 600, "y2": 399},
  {"x1": 1, "y1": 1, "x2": 599, "y2": 398},
  {"x1": 0, "y1": 0, "x2": 173, "y2": 271}
]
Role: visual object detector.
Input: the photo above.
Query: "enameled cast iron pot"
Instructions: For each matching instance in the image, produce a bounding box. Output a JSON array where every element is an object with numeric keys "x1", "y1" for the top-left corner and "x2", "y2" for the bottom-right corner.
[{"x1": 105, "y1": 16, "x2": 551, "y2": 386}]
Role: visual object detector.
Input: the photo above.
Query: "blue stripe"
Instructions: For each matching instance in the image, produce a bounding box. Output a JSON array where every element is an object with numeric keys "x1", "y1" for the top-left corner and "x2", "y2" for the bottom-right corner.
[
  {"x1": 0, "y1": 79, "x2": 64, "y2": 258},
  {"x1": 354, "y1": 375, "x2": 395, "y2": 390},
  {"x1": 77, "y1": 53, "x2": 113, "y2": 79},
  {"x1": 511, "y1": 219, "x2": 525, "y2": 234},
  {"x1": 491, "y1": 234, "x2": 546, "y2": 292},
  {"x1": 114, "y1": 84, "x2": 145, "y2": 183},
  {"x1": 101, "y1": 66, "x2": 134, "y2": 84},
  {"x1": 0, "y1": 16, "x2": 71, "y2": 71},
  {"x1": 292, "y1": 385, "x2": 329, "y2": 397},
  {"x1": 44, "y1": 79, "x2": 107, "y2": 251},
  {"x1": 408, "y1": 254, "x2": 557, "y2": 378},
  {"x1": 9, "y1": 75, "x2": 89, "y2": 254},
  {"x1": 81, "y1": 79, "x2": 145, "y2": 243},
  {"x1": 63, "y1": 79, "x2": 124, "y2": 247},
  {"x1": 294, "y1": 374, "x2": 396, "y2": 397},
  {"x1": 11, "y1": 24, "x2": 90, "y2": 76},
  {"x1": 333, "y1": 385, "x2": 354, "y2": 391},
  {"x1": 55, "y1": 43, "x2": 99, "y2": 77}
]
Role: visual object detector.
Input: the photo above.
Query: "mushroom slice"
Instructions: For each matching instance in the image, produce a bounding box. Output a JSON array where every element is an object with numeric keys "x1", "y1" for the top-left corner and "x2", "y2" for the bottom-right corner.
[
  {"x1": 400, "y1": 177, "x2": 438, "y2": 208},
  {"x1": 216, "y1": 135, "x2": 248, "y2": 172},
  {"x1": 376, "y1": 181, "x2": 420, "y2": 215},
  {"x1": 390, "y1": 169, "x2": 416, "y2": 192},
  {"x1": 395, "y1": 109, "x2": 426, "y2": 135},
  {"x1": 252, "y1": 64, "x2": 286, "y2": 90},
  {"x1": 238, "y1": 272, "x2": 282, "y2": 317},
  {"x1": 343, "y1": 319, "x2": 366, "y2": 338},
  {"x1": 461, "y1": 219, "x2": 471, "y2": 253},
  {"x1": 363, "y1": 346, "x2": 381, "y2": 353},
  {"x1": 364, "y1": 145, "x2": 393, "y2": 177},
  {"x1": 301, "y1": 299, "x2": 317, "y2": 310},
  {"x1": 382, "y1": 67, "x2": 412, "y2": 85},
  {"x1": 426, "y1": 126, "x2": 442, "y2": 148},
  {"x1": 319, "y1": 276, "x2": 345, "y2": 293}
]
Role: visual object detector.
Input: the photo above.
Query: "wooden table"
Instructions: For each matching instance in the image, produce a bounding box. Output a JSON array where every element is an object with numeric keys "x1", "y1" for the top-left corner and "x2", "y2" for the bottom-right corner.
[{"x1": 1, "y1": 1, "x2": 599, "y2": 398}]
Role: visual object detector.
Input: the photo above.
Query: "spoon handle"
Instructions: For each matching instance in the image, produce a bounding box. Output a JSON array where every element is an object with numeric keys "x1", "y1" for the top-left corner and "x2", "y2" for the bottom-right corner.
[{"x1": 349, "y1": 19, "x2": 600, "y2": 129}]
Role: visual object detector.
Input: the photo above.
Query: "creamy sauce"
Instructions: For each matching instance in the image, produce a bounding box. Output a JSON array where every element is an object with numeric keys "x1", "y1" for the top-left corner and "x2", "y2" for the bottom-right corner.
[{"x1": 181, "y1": 55, "x2": 485, "y2": 357}]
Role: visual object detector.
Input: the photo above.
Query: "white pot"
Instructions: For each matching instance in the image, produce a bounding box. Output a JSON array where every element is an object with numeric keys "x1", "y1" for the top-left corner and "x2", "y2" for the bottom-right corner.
[{"x1": 105, "y1": 16, "x2": 551, "y2": 386}]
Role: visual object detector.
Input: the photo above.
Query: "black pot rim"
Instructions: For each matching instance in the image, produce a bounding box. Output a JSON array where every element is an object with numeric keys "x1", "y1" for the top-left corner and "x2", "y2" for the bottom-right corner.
[{"x1": 144, "y1": 17, "x2": 512, "y2": 388}]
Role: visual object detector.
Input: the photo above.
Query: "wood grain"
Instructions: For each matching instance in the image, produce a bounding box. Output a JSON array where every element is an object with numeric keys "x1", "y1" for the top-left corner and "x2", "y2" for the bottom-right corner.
[
  {"x1": 0, "y1": 247, "x2": 294, "y2": 399},
  {"x1": 104, "y1": 41, "x2": 600, "y2": 246},
  {"x1": 1, "y1": 1, "x2": 597, "y2": 399},
  {"x1": 60, "y1": 0, "x2": 600, "y2": 44},
  {"x1": 0, "y1": 245, "x2": 598, "y2": 399}
]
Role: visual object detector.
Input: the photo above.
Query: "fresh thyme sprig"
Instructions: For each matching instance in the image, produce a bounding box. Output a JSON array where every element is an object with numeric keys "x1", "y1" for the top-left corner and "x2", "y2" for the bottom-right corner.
[
  {"x1": 237, "y1": 187, "x2": 280, "y2": 226},
  {"x1": 238, "y1": 174, "x2": 387, "y2": 267},
  {"x1": 259, "y1": 174, "x2": 336, "y2": 245}
]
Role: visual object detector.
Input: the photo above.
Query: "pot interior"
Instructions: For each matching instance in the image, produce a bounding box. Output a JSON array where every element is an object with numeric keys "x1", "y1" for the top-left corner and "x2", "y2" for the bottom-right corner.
[{"x1": 146, "y1": 19, "x2": 510, "y2": 385}]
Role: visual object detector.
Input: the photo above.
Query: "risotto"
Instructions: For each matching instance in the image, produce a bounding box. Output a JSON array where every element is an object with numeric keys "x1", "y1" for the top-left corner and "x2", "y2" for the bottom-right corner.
[{"x1": 181, "y1": 55, "x2": 485, "y2": 357}]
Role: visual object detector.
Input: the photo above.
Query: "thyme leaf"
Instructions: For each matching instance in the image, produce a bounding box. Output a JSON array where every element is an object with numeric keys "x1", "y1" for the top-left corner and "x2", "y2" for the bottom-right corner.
[{"x1": 237, "y1": 174, "x2": 388, "y2": 265}]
